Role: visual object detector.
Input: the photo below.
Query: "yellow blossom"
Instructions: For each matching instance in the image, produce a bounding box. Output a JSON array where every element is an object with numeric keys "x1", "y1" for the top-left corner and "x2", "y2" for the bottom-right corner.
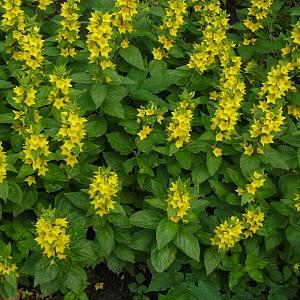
[
  {"x1": 35, "y1": 212, "x2": 70, "y2": 260},
  {"x1": 167, "y1": 91, "x2": 196, "y2": 148},
  {"x1": 0, "y1": 142, "x2": 7, "y2": 183},
  {"x1": 211, "y1": 216, "x2": 244, "y2": 251},
  {"x1": 167, "y1": 179, "x2": 191, "y2": 223},
  {"x1": 138, "y1": 125, "x2": 153, "y2": 140},
  {"x1": 213, "y1": 147, "x2": 222, "y2": 157},
  {"x1": 89, "y1": 167, "x2": 119, "y2": 217},
  {"x1": 243, "y1": 209, "x2": 265, "y2": 238}
]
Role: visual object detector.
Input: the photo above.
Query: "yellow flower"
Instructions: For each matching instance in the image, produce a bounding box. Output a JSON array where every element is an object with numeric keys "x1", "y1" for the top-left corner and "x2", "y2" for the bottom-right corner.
[
  {"x1": 211, "y1": 216, "x2": 244, "y2": 251},
  {"x1": 35, "y1": 212, "x2": 70, "y2": 260},
  {"x1": 243, "y1": 209, "x2": 265, "y2": 238},
  {"x1": 245, "y1": 171, "x2": 265, "y2": 196},
  {"x1": 57, "y1": 0, "x2": 80, "y2": 57},
  {"x1": 213, "y1": 147, "x2": 222, "y2": 157},
  {"x1": 294, "y1": 193, "x2": 300, "y2": 212},
  {"x1": 23, "y1": 134, "x2": 51, "y2": 176},
  {"x1": 113, "y1": 0, "x2": 138, "y2": 34},
  {"x1": 0, "y1": 142, "x2": 7, "y2": 183},
  {"x1": 58, "y1": 111, "x2": 86, "y2": 167},
  {"x1": 167, "y1": 179, "x2": 191, "y2": 223},
  {"x1": 95, "y1": 282, "x2": 105, "y2": 290},
  {"x1": 25, "y1": 176, "x2": 36, "y2": 186},
  {"x1": 121, "y1": 39, "x2": 129, "y2": 49},
  {"x1": 167, "y1": 91, "x2": 196, "y2": 148},
  {"x1": 0, "y1": 257, "x2": 18, "y2": 277},
  {"x1": 188, "y1": 1, "x2": 229, "y2": 73},
  {"x1": 138, "y1": 125, "x2": 152, "y2": 140},
  {"x1": 241, "y1": 143, "x2": 254, "y2": 156},
  {"x1": 211, "y1": 51, "x2": 245, "y2": 141},
  {"x1": 89, "y1": 167, "x2": 119, "y2": 217},
  {"x1": 87, "y1": 11, "x2": 114, "y2": 69},
  {"x1": 37, "y1": 0, "x2": 52, "y2": 10},
  {"x1": 152, "y1": 48, "x2": 164, "y2": 60}
]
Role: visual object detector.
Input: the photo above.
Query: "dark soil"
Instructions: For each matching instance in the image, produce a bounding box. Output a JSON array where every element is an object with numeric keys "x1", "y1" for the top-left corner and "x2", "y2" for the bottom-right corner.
[{"x1": 85, "y1": 263, "x2": 134, "y2": 300}]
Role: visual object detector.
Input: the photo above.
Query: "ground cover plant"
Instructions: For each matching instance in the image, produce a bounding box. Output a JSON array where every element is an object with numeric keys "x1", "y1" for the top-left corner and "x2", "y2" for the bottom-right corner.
[{"x1": 0, "y1": 0, "x2": 299, "y2": 299}]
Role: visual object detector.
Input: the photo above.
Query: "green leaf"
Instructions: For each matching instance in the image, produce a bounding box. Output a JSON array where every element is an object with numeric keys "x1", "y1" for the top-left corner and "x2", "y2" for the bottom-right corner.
[
  {"x1": 7, "y1": 181, "x2": 22, "y2": 205},
  {"x1": 129, "y1": 210, "x2": 163, "y2": 229},
  {"x1": 260, "y1": 148, "x2": 289, "y2": 170},
  {"x1": 86, "y1": 116, "x2": 107, "y2": 137},
  {"x1": 175, "y1": 150, "x2": 191, "y2": 170},
  {"x1": 173, "y1": 229, "x2": 200, "y2": 261},
  {"x1": 206, "y1": 151, "x2": 222, "y2": 176},
  {"x1": 240, "y1": 154, "x2": 260, "y2": 178},
  {"x1": 17, "y1": 164, "x2": 35, "y2": 178},
  {"x1": 204, "y1": 248, "x2": 219, "y2": 275},
  {"x1": 63, "y1": 265, "x2": 87, "y2": 294},
  {"x1": 0, "y1": 113, "x2": 14, "y2": 123},
  {"x1": 228, "y1": 266, "x2": 245, "y2": 290},
  {"x1": 129, "y1": 229, "x2": 155, "y2": 252},
  {"x1": 90, "y1": 83, "x2": 107, "y2": 108},
  {"x1": 107, "y1": 131, "x2": 134, "y2": 155},
  {"x1": 119, "y1": 45, "x2": 145, "y2": 70},
  {"x1": 0, "y1": 182, "x2": 9, "y2": 202},
  {"x1": 147, "y1": 272, "x2": 172, "y2": 292},
  {"x1": 0, "y1": 80, "x2": 13, "y2": 89},
  {"x1": 42, "y1": 163, "x2": 68, "y2": 181},
  {"x1": 64, "y1": 192, "x2": 90, "y2": 210},
  {"x1": 191, "y1": 164, "x2": 210, "y2": 184},
  {"x1": 2, "y1": 273, "x2": 17, "y2": 298},
  {"x1": 34, "y1": 259, "x2": 59, "y2": 285},
  {"x1": 247, "y1": 268, "x2": 264, "y2": 283},
  {"x1": 70, "y1": 240, "x2": 97, "y2": 266},
  {"x1": 114, "y1": 244, "x2": 135, "y2": 263},
  {"x1": 95, "y1": 224, "x2": 114, "y2": 258},
  {"x1": 151, "y1": 245, "x2": 177, "y2": 272},
  {"x1": 291, "y1": 6, "x2": 300, "y2": 15},
  {"x1": 156, "y1": 218, "x2": 179, "y2": 250},
  {"x1": 71, "y1": 72, "x2": 93, "y2": 83}
]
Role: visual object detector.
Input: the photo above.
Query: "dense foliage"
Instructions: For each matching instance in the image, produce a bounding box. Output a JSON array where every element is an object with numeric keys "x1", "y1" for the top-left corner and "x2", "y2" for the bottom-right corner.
[{"x1": 0, "y1": 0, "x2": 299, "y2": 299}]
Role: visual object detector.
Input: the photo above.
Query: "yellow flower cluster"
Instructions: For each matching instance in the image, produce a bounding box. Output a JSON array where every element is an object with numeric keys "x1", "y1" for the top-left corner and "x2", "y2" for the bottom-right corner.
[
  {"x1": 0, "y1": 257, "x2": 17, "y2": 277},
  {"x1": 188, "y1": 1, "x2": 228, "y2": 73},
  {"x1": 58, "y1": 112, "x2": 86, "y2": 167},
  {"x1": 12, "y1": 26, "x2": 44, "y2": 70},
  {"x1": 244, "y1": 0, "x2": 273, "y2": 32},
  {"x1": 211, "y1": 46, "x2": 245, "y2": 143},
  {"x1": 250, "y1": 106, "x2": 286, "y2": 147},
  {"x1": 136, "y1": 104, "x2": 165, "y2": 140},
  {"x1": 294, "y1": 193, "x2": 300, "y2": 212},
  {"x1": 57, "y1": 0, "x2": 81, "y2": 57},
  {"x1": 13, "y1": 85, "x2": 37, "y2": 107},
  {"x1": 0, "y1": 142, "x2": 7, "y2": 184},
  {"x1": 1, "y1": 0, "x2": 25, "y2": 31},
  {"x1": 243, "y1": 209, "x2": 265, "y2": 238},
  {"x1": 259, "y1": 61, "x2": 295, "y2": 105},
  {"x1": 211, "y1": 216, "x2": 244, "y2": 251},
  {"x1": 35, "y1": 214, "x2": 70, "y2": 260},
  {"x1": 167, "y1": 179, "x2": 191, "y2": 223},
  {"x1": 37, "y1": 0, "x2": 52, "y2": 10},
  {"x1": 153, "y1": 0, "x2": 187, "y2": 59},
  {"x1": 249, "y1": 59, "x2": 296, "y2": 149},
  {"x1": 288, "y1": 105, "x2": 300, "y2": 119},
  {"x1": 87, "y1": 12, "x2": 115, "y2": 70},
  {"x1": 236, "y1": 171, "x2": 266, "y2": 200},
  {"x1": 113, "y1": 0, "x2": 138, "y2": 34},
  {"x1": 49, "y1": 70, "x2": 72, "y2": 109},
  {"x1": 89, "y1": 167, "x2": 119, "y2": 217},
  {"x1": 23, "y1": 134, "x2": 51, "y2": 176},
  {"x1": 167, "y1": 91, "x2": 196, "y2": 148}
]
